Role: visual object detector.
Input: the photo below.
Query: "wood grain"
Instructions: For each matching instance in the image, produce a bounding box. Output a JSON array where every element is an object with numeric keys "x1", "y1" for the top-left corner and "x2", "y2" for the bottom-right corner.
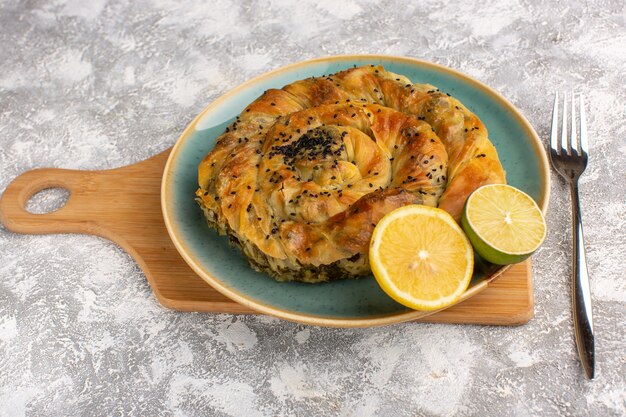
[{"x1": 0, "y1": 148, "x2": 533, "y2": 325}]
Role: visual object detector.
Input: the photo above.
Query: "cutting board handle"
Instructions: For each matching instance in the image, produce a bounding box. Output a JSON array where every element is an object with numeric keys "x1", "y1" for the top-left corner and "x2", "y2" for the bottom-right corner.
[{"x1": 0, "y1": 167, "x2": 101, "y2": 235}]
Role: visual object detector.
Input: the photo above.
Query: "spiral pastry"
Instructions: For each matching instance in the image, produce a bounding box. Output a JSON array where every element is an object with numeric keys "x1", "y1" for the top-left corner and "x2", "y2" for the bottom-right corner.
[{"x1": 196, "y1": 65, "x2": 505, "y2": 283}]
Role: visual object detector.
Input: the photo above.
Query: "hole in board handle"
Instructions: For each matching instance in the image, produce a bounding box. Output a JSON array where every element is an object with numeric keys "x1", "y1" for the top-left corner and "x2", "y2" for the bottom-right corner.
[{"x1": 25, "y1": 187, "x2": 70, "y2": 214}]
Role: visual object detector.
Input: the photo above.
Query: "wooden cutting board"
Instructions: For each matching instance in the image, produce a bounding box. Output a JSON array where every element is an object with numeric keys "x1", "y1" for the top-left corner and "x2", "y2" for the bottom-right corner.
[{"x1": 0, "y1": 149, "x2": 534, "y2": 325}]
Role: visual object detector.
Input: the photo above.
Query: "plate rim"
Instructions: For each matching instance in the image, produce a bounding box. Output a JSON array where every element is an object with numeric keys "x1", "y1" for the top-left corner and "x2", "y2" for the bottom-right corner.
[{"x1": 161, "y1": 54, "x2": 550, "y2": 328}]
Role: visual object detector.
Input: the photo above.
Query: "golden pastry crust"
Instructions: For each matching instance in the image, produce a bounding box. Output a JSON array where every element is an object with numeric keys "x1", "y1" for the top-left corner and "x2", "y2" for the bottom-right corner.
[{"x1": 196, "y1": 65, "x2": 505, "y2": 282}]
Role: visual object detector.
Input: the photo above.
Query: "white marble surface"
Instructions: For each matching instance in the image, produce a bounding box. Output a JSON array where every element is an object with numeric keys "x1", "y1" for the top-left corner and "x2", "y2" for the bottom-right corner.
[{"x1": 1, "y1": 0, "x2": 625, "y2": 416}]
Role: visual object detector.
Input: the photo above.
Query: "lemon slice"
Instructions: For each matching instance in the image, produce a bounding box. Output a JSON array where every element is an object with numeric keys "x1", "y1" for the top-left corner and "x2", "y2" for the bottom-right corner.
[
  {"x1": 461, "y1": 184, "x2": 546, "y2": 265},
  {"x1": 369, "y1": 205, "x2": 474, "y2": 311}
]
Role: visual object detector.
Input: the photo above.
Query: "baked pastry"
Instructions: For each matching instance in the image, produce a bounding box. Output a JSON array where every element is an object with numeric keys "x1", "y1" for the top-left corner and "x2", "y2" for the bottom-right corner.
[{"x1": 196, "y1": 65, "x2": 506, "y2": 283}]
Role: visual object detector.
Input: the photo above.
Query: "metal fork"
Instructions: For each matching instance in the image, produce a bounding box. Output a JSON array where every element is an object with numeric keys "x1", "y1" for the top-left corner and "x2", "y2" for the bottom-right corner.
[{"x1": 550, "y1": 93, "x2": 595, "y2": 379}]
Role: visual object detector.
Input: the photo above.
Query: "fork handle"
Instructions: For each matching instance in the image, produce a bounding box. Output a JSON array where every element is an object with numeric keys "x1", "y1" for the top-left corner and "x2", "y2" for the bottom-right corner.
[{"x1": 570, "y1": 181, "x2": 595, "y2": 379}]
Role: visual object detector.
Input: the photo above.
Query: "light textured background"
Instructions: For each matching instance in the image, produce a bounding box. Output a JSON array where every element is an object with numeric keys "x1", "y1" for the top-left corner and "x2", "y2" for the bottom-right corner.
[{"x1": 1, "y1": 0, "x2": 625, "y2": 416}]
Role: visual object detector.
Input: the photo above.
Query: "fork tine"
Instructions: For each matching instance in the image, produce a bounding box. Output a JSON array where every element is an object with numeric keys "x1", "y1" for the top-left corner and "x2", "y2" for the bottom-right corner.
[
  {"x1": 579, "y1": 94, "x2": 588, "y2": 155},
  {"x1": 561, "y1": 93, "x2": 569, "y2": 154},
  {"x1": 550, "y1": 92, "x2": 560, "y2": 154},
  {"x1": 571, "y1": 92, "x2": 579, "y2": 155}
]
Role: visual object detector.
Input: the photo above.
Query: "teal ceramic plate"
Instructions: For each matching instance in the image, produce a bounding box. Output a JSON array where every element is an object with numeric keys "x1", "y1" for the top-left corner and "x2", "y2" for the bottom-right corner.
[{"x1": 161, "y1": 55, "x2": 550, "y2": 327}]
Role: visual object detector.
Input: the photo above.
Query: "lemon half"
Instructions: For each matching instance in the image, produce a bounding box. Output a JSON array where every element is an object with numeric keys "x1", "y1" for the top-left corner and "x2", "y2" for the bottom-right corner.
[{"x1": 369, "y1": 205, "x2": 474, "y2": 311}]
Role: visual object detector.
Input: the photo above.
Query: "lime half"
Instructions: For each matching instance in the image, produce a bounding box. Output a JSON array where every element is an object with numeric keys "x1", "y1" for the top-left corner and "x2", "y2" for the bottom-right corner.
[{"x1": 461, "y1": 184, "x2": 546, "y2": 265}]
